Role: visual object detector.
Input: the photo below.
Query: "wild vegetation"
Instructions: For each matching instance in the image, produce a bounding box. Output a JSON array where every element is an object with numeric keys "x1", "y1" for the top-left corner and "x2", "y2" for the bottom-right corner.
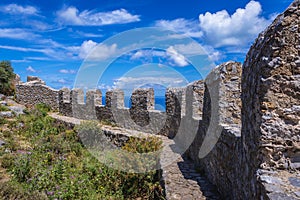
[
  {"x1": 0, "y1": 104, "x2": 164, "y2": 199},
  {"x1": 0, "y1": 61, "x2": 16, "y2": 96}
]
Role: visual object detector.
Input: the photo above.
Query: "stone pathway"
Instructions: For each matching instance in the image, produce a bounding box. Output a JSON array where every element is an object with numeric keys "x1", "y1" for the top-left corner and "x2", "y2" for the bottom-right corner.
[
  {"x1": 162, "y1": 156, "x2": 220, "y2": 200},
  {"x1": 49, "y1": 113, "x2": 221, "y2": 200}
]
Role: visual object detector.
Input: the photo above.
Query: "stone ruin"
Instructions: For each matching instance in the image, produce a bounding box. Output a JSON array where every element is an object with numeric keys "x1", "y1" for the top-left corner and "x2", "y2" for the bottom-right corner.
[
  {"x1": 15, "y1": 1, "x2": 300, "y2": 199},
  {"x1": 16, "y1": 76, "x2": 59, "y2": 110}
]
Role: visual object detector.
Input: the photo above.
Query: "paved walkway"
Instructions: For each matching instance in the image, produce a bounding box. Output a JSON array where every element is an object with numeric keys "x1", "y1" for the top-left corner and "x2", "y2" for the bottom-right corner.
[{"x1": 49, "y1": 113, "x2": 221, "y2": 200}]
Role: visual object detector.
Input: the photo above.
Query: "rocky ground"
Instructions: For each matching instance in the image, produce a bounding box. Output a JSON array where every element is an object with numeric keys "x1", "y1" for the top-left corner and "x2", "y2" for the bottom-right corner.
[
  {"x1": 0, "y1": 95, "x2": 25, "y2": 118},
  {"x1": 0, "y1": 94, "x2": 25, "y2": 147}
]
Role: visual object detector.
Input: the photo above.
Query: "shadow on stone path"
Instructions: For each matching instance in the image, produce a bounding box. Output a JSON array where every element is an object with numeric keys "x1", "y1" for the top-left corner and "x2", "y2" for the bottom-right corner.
[{"x1": 161, "y1": 155, "x2": 221, "y2": 200}]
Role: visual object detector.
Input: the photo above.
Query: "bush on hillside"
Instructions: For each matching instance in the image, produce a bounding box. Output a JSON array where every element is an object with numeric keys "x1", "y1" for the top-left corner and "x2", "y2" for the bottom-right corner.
[{"x1": 0, "y1": 61, "x2": 16, "y2": 96}]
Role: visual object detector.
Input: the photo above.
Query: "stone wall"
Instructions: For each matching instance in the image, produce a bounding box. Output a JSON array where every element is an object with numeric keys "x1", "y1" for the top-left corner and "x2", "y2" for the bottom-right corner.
[
  {"x1": 59, "y1": 88, "x2": 167, "y2": 135},
  {"x1": 16, "y1": 77, "x2": 59, "y2": 110},
  {"x1": 130, "y1": 88, "x2": 154, "y2": 127},
  {"x1": 185, "y1": 1, "x2": 300, "y2": 199},
  {"x1": 240, "y1": 0, "x2": 300, "y2": 199},
  {"x1": 186, "y1": 61, "x2": 243, "y2": 199},
  {"x1": 59, "y1": 88, "x2": 72, "y2": 117}
]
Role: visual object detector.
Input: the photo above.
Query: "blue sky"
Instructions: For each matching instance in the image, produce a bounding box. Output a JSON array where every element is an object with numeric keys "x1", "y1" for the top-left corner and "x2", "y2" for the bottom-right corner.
[{"x1": 0, "y1": 0, "x2": 294, "y2": 91}]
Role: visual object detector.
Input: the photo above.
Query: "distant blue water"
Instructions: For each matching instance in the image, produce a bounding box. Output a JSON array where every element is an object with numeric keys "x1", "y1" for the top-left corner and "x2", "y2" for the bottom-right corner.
[{"x1": 101, "y1": 96, "x2": 166, "y2": 111}]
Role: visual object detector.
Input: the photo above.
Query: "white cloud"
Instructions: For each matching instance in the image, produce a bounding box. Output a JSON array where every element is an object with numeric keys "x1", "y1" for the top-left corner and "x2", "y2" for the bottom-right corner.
[
  {"x1": 26, "y1": 57, "x2": 52, "y2": 61},
  {"x1": 130, "y1": 49, "x2": 165, "y2": 62},
  {"x1": 208, "y1": 51, "x2": 222, "y2": 62},
  {"x1": 1, "y1": 4, "x2": 38, "y2": 15},
  {"x1": 130, "y1": 51, "x2": 145, "y2": 60},
  {"x1": 26, "y1": 66, "x2": 36, "y2": 73},
  {"x1": 0, "y1": 28, "x2": 38, "y2": 40},
  {"x1": 57, "y1": 79, "x2": 67, "y2": 84},
  {"x1": 0, "y1": 38, "x2": 116, "y2": 61},
  {"x1": 78, "y1": 40, "x2": 98, "y2": 58},
  {"x1": 75, "y1": 31, "x2": 103, "y2": 38},
  {"x1": 166, "y1": 46, "x2": 189, "y2": 67},
  {"x1": 113, "y1": 76, "x2": 185, "y2": 89},
  {"x1": 0, "y1": 45, "x2": 47, "y2": 53},
  {"x1": 23, "y1": 20, "x2": 53, "y2": 31},
  {"x1": 11, "y1": 59, "x2": 30, "y2": 63},
  {"x1": 98, "y1": 83, "x2": 112, "y2": 90},
  {"x1": 57, "y1": 6, "x2": 140, "y2": 26},
  {"x1": 78, "y1": 40, "x2": 117, "y2": 60},
  {"x1": 199, "y1": 1, "x2": 272, "y2": 47},
  {"x1": 155, "y1": 18, "x2": 203, "y2": 38},
  {"x1": 59, "y1": 69, "x2": 77, "y2": 74},
  {"x1": 201, "y1": 45, "x2": 223, "y2": 62},
  {"x1": 170, "y1": 42, "x2": 207, "y2": 56},
  {"x1": 0, "y1": 44, "x2": 72, "y2": 60},
  {"x1": 129, "y1": 48, "x2": 190, "y2": 67}
]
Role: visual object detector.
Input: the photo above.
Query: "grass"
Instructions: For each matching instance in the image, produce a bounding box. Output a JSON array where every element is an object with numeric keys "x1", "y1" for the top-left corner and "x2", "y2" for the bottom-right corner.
[
  {"x1": 0, "y1": 104, "x2": 10, "y2": 112},
  {"x1": 100, "y1": 119, "x2": 118, "y2": 127},
  {"x1": 0, "y1": 104, "x2": 164, "y2": 199}
]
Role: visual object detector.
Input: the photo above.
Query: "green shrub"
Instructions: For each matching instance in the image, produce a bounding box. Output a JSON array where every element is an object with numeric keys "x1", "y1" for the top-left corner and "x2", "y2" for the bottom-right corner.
[
  {"x1": 75, "y1": 121, "x2": 109, "y2": 149},
  {"x1": 123, "y1": 136, "x2": 162, "y2": 153},
  {"x1": 1, "y1": 154, "x2": 15, "y2": 168},
  {"x1": 100, "y1": 119, "x2": 117, "y2": 127},
  {"x1": 0, "y1": 61, "x2": 15, "y2": 96},
  {"x1": 0, "y1": 181, "x2": 47, "y2": 200},
  {"x1": 0, "y1": 104, "x2": 9, "y2": 112},
  {"x1": 11, "y1": 154, "x2": 31, "y2": 182},
  {"x1": 0, "y1": 116, "x2": 7, "y2": 125}
]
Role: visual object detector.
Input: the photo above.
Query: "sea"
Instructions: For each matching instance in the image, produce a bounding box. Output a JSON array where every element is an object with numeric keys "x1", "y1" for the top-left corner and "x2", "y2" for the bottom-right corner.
[{"x1": 102, "y1": 96, "x2": 166, "y2": 111}]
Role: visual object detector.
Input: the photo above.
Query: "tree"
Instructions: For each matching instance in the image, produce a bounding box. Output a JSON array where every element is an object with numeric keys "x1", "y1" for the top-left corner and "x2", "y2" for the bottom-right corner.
[{"x1": 0, "y1": 61, "x2": 16, "y2": 96}]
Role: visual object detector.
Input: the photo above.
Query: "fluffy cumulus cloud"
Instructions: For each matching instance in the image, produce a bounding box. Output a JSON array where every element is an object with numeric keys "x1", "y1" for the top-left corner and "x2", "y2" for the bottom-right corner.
[
  {"x1": 78, "y1": 40, "x2": 98, "y2": 58},
  {"x1": 166, "y1": 46, "x2": 189, "y2": 67},
  {"x1": 56, "y1": 6, "x2": 140, "y2": 26},
  {"x1": 78, "y1": 40, "x2": 117, "y2": 60},
  {"x1": 199, "y1": 1, "x2": 272, "y2": 47},
  {"x1": 1, "y1": 4, "x2": 38, "y2": 15},
  {"x1": 155, "y1": 18, "x2": 203, "y2": 38},
  {"x1": 154, "y1": 1, "x2": 272, "y2": 52},
  {"x1": 26, "y1": 66, "x2": 36, "y2": 73}
]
